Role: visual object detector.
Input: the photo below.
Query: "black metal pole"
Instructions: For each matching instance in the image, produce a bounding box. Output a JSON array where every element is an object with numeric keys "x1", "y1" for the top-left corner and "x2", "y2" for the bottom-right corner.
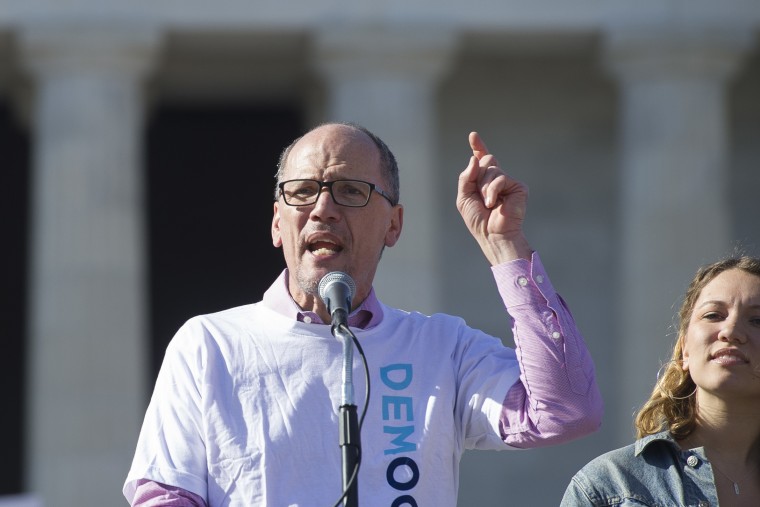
[
  {"x1": 333, "y1": 320, "x2": 360, "y2": 507},
  {"x1": 339, "y1": 403, "x2": 360, "y2": 507}
]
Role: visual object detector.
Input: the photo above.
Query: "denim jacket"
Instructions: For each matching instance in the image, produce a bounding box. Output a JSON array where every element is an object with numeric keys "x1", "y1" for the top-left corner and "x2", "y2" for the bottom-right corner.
[{"x1": 560, "y1": 430, "x2": 718, "y2": 506}]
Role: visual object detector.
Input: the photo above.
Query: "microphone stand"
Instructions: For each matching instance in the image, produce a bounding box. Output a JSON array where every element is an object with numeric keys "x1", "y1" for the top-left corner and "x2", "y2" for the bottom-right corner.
[{"x1": 333, "y1": 314, "x2": 360, "y2": 507}]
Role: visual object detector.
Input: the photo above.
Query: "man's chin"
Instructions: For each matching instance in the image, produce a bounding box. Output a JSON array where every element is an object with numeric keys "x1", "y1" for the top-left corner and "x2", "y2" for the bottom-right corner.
[
  {"x1": 295, "y1": 267, "x2": 327, "y2": 296},
  {"x1": 296, "y1": 264, "x2": 350, "y2": 294}
]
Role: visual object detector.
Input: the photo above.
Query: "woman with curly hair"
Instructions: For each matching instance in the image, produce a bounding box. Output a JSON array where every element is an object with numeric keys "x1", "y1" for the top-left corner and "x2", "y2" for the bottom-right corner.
[{"x1": 561, "y1": 256, "x2": 760, "y2": 506}]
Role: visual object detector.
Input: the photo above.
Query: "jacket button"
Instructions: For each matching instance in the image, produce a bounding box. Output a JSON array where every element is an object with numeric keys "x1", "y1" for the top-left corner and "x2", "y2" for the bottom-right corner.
[{"x1": 686, "y1": 454, "x2": 699, "y2": 467}]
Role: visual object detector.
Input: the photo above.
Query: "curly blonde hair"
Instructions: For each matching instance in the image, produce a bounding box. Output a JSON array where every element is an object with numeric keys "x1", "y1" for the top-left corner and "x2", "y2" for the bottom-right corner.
[{"x1": 634, "y1": 255, "x2": 760, "y2": 439}]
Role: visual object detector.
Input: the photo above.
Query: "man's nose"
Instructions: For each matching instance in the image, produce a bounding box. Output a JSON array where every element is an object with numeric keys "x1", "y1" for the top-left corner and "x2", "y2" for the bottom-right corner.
[{"x1": 310, "y1": 187, "x2": 340, "y2": 219}]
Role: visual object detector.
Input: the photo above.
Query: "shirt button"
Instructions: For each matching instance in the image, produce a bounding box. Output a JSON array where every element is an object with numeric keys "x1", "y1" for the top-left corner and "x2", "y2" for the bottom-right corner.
[
  {"x1": 535, "y1": 275, "x2": 544, "y2": 284},
  {"x1": 518, "y1": 276, "x2": 529, "y2": 287},
  {"x1": 686, "y1": 454, "x2": 699, "y2": 467},
  {"x1": 551, "y1": 331, "x2": 561, "y2": 340},
  {"x1": 303, "y1": 315, "x2": 313, "y2": 324}
]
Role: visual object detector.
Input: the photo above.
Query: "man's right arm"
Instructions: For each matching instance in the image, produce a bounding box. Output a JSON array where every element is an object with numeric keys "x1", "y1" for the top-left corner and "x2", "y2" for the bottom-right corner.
[{"x1": 125, "y1": 320, "x2": 209, "y2": 506}]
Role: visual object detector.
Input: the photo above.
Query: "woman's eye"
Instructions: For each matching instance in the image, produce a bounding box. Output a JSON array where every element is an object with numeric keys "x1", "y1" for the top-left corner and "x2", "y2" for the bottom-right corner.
[{"x1": 702, "y1": 312, "x2": 722, "y2": 321}]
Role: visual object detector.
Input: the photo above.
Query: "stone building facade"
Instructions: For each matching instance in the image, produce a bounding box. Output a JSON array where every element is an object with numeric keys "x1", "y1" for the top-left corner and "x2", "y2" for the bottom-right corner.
[{"x1": 1, "y1": 1, "x2": 759, "y2": 505}]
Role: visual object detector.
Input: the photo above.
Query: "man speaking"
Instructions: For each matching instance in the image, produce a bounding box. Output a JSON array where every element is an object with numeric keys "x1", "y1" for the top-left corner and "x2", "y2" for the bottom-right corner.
[{"x1": 124, "y1": 122, "x2": 602, "y2": 506}]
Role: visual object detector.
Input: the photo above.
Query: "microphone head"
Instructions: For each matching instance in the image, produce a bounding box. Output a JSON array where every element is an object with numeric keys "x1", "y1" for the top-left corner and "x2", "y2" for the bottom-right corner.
[{"x1": 318, "y1": 271, "x2": 356, "y2": 313}]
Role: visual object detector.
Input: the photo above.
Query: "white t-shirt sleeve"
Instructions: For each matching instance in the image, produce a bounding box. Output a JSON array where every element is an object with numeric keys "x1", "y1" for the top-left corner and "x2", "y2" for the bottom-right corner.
[{"x1": 124, "y1": 319, "x2": 209, "y2": 503}]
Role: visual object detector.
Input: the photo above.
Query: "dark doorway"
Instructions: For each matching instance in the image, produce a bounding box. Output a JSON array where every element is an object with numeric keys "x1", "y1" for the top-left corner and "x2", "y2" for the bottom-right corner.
[
  {"x1": 146, "y1": 104, "x2": 303, "y2": 380},
  {"x1": 0, "y1": 102, "x2": 30, "y2": 495}
]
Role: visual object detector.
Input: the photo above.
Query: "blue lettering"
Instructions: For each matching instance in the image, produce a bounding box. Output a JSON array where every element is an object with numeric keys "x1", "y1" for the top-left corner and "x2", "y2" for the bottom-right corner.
[
  {"x1": 386, "y1": 457, "x2": 420, "y2": 491},
  {"x1": 391, "y1": 496, "x2": 418, "y2": 507},
  {"x1": 382, "y1": 395, "x2": 414, "y2": 421},
  {"x1": 380, "y1": 363, "x2": 413, "y2": 390},
  {"x1": 383, "y1": 425, "x2": 417, "y2": 455},
  {"x1": 380, "y1": 363, "x2": 419, "y2": 502}
]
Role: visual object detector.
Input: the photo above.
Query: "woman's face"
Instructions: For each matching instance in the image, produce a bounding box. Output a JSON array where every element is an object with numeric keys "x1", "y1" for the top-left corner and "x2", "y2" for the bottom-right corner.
[{"x1": 682, "y1": 268, "x2": 760, "y2": 401}]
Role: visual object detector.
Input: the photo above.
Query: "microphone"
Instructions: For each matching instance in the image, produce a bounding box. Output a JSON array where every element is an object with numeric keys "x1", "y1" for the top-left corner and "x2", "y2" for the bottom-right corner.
[
  {"x1": 319, "y1": 272, "x2": 362, "y2": 505},
  {"x1": 318, "y1": 271, "x2": 356, "y2": 331}
]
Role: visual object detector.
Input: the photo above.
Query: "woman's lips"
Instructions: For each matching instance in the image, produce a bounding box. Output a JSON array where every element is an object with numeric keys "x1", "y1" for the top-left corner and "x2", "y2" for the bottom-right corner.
[{"x1": 711, "y1": 348, "x2": 749, "y2": 365}]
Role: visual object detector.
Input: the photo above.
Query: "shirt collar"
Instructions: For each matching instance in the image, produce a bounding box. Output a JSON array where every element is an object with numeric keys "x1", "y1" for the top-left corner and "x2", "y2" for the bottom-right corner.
[
  {"x1": 635, "y1": 430, "x2": 680, "y2": 457},
  {"x1": 262, "y1": 269, "x2": 383, "y2": 329}
]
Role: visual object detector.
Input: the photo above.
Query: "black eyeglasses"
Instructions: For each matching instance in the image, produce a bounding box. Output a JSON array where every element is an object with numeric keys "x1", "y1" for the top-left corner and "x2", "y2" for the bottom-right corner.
[{"x1": 278, "y1": 179, "x2": 395, "y2": 207}]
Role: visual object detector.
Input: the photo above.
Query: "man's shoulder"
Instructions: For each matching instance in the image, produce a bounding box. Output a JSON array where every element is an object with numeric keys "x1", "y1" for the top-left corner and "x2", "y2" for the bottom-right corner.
[
  {"x1": 170, "y1": 302, "x2": 271, "y2": 344},
  {"x1": 184, "y1": 302, "x2": 260, "y2": 327},
  {"x1": 379, "y1": 303, "x2": 468, "y2": 330},
  {"x1": 377, "y1": 304, "x2": 499, "y2": 353}
]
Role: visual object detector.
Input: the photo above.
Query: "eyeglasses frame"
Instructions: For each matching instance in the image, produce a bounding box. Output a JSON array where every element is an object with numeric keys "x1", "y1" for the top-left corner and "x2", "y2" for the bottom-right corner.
[{"x1": 277, "y1": 178, "x2": 396, "y2": 207}]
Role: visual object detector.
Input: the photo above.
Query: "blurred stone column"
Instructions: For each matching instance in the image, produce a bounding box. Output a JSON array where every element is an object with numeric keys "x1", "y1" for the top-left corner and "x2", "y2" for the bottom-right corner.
[
  {"x1": 312, "y1": 24, "x2": 456, "y2": 314},
  {"x1": 20, "y1": 22, "x2": 160, "y2": 505},
  {"x1": 604, "y1": 24, "x2": 752, "y2": 438}
]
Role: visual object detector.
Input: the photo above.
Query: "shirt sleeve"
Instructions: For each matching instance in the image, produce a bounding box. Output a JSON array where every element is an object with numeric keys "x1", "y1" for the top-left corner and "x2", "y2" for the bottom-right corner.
[
  {"x1": 123, "y1": 320, "x2": 210, "y2": 503},
  {"x1": 131, "y1": 479, "x2": 209, "y2": 507},
  {"x1": 492, "y1": 252, "x2": 603, "y2": 448}
]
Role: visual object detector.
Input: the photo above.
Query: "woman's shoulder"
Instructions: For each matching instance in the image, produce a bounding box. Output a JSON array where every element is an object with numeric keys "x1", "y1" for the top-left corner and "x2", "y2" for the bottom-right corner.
[
  {"x1": 576, "y1": 440, "x2": 639, "y2": 474},
  {"x1": 578, "y1": 430, "x2": 678, "y2": 475},
  {"x1": 561, "y1": 431, "x2": 684, "y2": 506}
]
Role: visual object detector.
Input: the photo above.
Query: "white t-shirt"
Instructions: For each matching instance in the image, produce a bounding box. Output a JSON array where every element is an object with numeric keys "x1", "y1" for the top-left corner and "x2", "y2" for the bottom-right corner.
[{"x1": 124, "y1": 301, "x2": 521, "y2": 506}]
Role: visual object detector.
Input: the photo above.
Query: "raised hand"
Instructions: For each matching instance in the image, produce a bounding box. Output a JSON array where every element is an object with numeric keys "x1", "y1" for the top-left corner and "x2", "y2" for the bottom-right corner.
[{"x1": 456, "y1": 131, "x2": 532, "y2": 264}]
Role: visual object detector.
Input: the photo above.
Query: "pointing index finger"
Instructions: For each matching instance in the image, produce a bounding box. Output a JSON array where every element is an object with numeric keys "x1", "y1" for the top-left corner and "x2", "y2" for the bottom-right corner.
[{"x1": 469, "y1": 131, "x2": 490, "y2": 160}]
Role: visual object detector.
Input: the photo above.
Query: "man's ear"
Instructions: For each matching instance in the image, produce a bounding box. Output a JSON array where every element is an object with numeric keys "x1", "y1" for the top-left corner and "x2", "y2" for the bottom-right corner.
[
  {"x1": 272, "y1": 201, "x2": 282, "y2": 248},
  {"x1": 384, "y1": 204, "x2": 403, "y2": 247}
]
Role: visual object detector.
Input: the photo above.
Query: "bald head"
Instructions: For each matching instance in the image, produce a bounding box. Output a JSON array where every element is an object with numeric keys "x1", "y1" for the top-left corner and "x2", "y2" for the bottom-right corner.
[{"x1": 274, "y1": 122, "x2": 399, "y2": 205}]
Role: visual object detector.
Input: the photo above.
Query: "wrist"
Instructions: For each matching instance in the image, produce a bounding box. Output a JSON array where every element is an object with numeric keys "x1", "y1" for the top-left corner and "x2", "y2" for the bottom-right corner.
[{"x1": 481, "y1": 234, "x2": 533, "y2": 265}]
